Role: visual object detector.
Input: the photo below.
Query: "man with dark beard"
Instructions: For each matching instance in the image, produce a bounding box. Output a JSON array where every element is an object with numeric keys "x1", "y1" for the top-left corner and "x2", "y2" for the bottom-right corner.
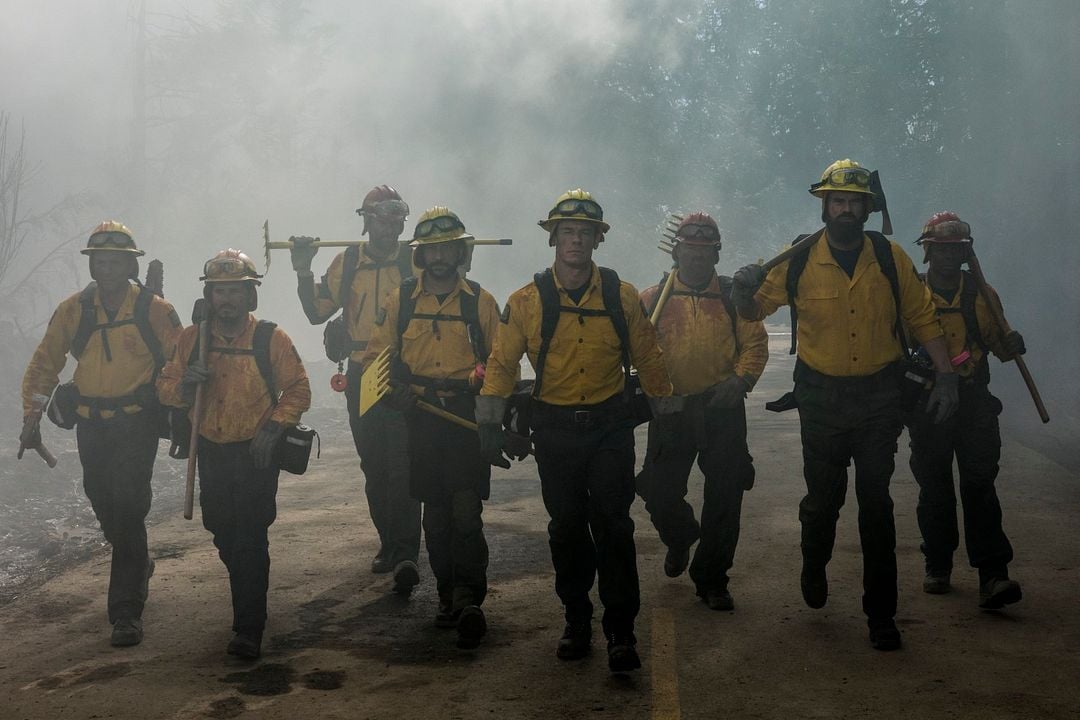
[
  {"x1": 158, "y1": 249, "x2": 311, "y2": 659},
  {"x1": 907, "y1": 212, "x2": 1025, "y2": 609},
  {"x1": 362, "y1": 208, "x2": 500, "y2": 649},
  {"x1": 289, "y1": 186, "x2": 421, "y2": 595},
  {"x1": 731, "y1": 159, "x2": 958, "y2": 651},
  {"x1": 20, "y1": 221, "x2": 181, "y2": 648}
]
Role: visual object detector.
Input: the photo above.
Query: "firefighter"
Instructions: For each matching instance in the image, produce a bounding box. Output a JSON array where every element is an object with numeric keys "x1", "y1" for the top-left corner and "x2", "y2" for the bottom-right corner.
[
  {"x1": 907, "y1": 212, "x2": 1025, "y2": 608},
  {"x1": 637, "y1": 212, "x2": 769, "y2": 611},
  {"x1": 362, "y1": 207, "x2": 501, "y2": 649},
  {"x1": 289, "y1": 186, "x2": 421, "y2": 593},
  {"x1": 731, "y1": 160, "x2": 959, "y2": 651},
  {"x1": 19, "y1": 221, "x2": 182, "y2": 647},
  {"x1": 157, "y1": 249, "x2": 311, "y2": 659},
  {"x1": 477, "y1": 189, "x2": 679, "y2": 673}
]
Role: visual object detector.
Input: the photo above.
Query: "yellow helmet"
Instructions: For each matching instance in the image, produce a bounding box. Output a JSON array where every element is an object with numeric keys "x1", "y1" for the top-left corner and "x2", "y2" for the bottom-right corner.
[
  {"x1": 82, "y1": 220, "x2": 144, "y2": 256},
  {"x1": 538, "y1": 188, "x2": 611, "y2": 235},
  {"x1": 809, "y1": 159, "x2": 875, "y2": 199},
  {"x1": 410, "y1": 206, "x2": 474, "y2": 247},
  {"x1": 200, "y1": 249, "x2": 263, "y2": 285}
]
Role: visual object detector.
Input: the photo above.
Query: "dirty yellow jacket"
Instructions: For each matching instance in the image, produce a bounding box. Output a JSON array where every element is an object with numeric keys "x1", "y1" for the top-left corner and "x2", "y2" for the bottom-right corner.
[
  {"x1": 304, "y1": 243, "x2": 414, "y2": 363},
  {"x1": 641, "y1": 272, "x2": 769, "y2": 396},
  {"x1": 482, "y1": 263, "x2": 672, "y2": 405},
  {"x1": 157, "y1": 314, "x2": 311, "y2": 443},
  {"x1": 22, "y1": 283, "x2": 182, "y2": 418},
  {"x1": 918, "y1": 274, "x2": 1014, "y2": 380},
  {"x1": 363, "y1": 275, "x2": 501, "y2": 397},
  {"x1": 751, "y1": 233, "x2": 942, "y2": 377}
]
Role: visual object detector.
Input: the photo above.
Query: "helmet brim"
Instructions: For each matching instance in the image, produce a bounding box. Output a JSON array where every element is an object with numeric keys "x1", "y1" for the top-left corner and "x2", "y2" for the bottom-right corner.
[
  {"x1": 537, "y1": 217, "x2": 611, "y2": 234},
  {"x1": 82, "y1": 247, "x2": 145, "y2": 256}
]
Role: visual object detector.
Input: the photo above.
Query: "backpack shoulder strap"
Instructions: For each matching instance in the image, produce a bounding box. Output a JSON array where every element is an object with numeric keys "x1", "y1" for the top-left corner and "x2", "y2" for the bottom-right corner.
[
  {"x1": 133, "y1": 286, "x2": 166, "y2": 372},
  {"x1": 338, "y1": 245, "x2": 361, "y2": 309},
  {"x1": 598, "y1": 267, "x2": 633, "y2": 397},
  {"x1": 252, "y1": 320, "x2": 279, "y2": 405},
  {"x1": 396, "y1": 242, "x2": 414, "y2": 280},
  {"x1": 531, "y1": 269, "x2": 560, "y2": 398},
  {"x1": 959, "y1": 270, "x2": 987, "y2": 350},
  {"x1": 70, "y1": 283, "x2": 99, "y2": 360},
  {"x1": 460, "y1": 279, "x2": 488, "y2": 363},
  {"x1": 717, "y1": 274, "x2": 740, "y2": 355},
  {"x1": 785, "y1": 234, "x2": 811, "y2": 355},
  {"x1": 866, "y1": 231, "x2": 909, "y2": 355},
  {"x1": 395, "y1": 276, "x2": 421, "y2": 343}
]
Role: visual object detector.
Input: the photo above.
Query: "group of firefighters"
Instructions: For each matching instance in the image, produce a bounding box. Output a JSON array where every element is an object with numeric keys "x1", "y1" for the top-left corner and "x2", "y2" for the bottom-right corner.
[{"x1": 17, "y1": 158, "x2": 1026, "y2": 672}]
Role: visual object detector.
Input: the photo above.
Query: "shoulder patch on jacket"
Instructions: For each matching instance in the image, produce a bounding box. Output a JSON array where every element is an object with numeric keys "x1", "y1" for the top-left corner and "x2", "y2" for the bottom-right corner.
[{"x1": 500, "y1": 304, "x2": 511, "y2": 324}]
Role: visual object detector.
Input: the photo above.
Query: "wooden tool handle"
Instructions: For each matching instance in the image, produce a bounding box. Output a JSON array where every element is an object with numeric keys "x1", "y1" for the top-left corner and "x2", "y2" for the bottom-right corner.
[
  {"x1": 762, "y1": 227, "x2": 826, "y2": 272},
  {"x1": 649, "y1": 266, "x2": 678, "y2": 325},
  {"x1": 184, "y1": 320, "x2": 211, "y2": 519}
]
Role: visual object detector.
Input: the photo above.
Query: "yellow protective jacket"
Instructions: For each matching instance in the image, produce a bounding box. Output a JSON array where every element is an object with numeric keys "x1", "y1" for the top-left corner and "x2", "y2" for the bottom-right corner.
[
  {"x1": 915, "y1": 272, "x2": 1015, "y2": 381},
  {"x1": 22, "y1": 283, "x2": 182, "y2": 418},
  {"x1": 641, "y1": 272, "x2": 769, "y2": 396},
  {"x1": 363, "y1": 274, "x2": 501, "y2": 396},
  {"x1": 300, "y1": 243, "x2": 414, "y2": 363},
  {"x1": 750, "y1": 232, "x2": 943, "y2": 377},
  {"x1": 157, "y1": 314, "x2": 311, "y2": 443},
  {"x1": 482, "y1": 263, "x2": 672, "y2": 405}
]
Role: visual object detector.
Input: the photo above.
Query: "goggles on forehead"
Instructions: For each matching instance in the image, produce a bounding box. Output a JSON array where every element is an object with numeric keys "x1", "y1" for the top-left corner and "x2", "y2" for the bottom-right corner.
[
  {"x1": 201, "y1": 256, "x2": 262, "y2": 282},
  {"x1": 360, "y1": 198, "x2": 410, "y2": 219},
  {"x1": 676, "y1": 224, "x2": 721, "y2": 241},
  {"x1": 551, "y1": 198, "x2": 604, "y2": 221},
  {"x1": 414, "y1": 215, "x2": 465, "y2": 239},
  {"x1": 87, "y1": 232, "x2": 135, "y2": 249},
  {"x1": 813, "y1": 167, "x2": 872, "y2": 192}
]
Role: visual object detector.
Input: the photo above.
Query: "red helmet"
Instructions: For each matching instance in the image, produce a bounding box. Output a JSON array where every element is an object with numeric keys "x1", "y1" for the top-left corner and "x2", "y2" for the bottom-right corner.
[
  {"x1": 356, "y1": 185, "x2": 409, "y2": 219},
  {"x1": 674, "y1": 211, "x2": 721, "y2": 247},
  {"x1": 916, "y1": 211, "x2": 972, "y2": 245}
]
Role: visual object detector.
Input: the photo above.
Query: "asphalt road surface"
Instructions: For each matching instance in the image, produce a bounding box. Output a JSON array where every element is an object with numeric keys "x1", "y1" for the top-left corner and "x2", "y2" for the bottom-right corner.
[{"x1": 1, "y1": 336, "x2": 1078, "y2": 719}]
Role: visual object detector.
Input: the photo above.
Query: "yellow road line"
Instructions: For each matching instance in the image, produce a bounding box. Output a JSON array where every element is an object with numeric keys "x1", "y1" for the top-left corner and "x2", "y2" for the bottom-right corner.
[{"x1": 651, "y1": 606, "x2": 681, "y2": 720}]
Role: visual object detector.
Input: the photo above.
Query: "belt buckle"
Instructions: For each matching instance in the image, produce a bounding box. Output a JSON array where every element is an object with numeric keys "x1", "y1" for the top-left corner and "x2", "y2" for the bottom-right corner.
[{"x1": 573, "y1": 410, "x2": 591, "y2": 423}]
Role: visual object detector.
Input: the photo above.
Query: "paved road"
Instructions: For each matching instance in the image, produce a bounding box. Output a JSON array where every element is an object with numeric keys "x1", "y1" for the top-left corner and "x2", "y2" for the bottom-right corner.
[{"x1": 1, "y1": 336, "x2": 1078, "y2": 719}]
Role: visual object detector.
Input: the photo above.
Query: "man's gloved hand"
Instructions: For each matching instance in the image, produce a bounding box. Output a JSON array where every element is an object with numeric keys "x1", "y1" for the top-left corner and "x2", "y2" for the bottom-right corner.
[
  {"x1": 708, "y1": 376, "x2": 749, "y2": 409},
  {"x1": 181, "y1": 361, "x2": 210, "y2": 404},
  {"x1": 1003, "y1": 330, "x2": 1026, "y2": 357},
  {"x1": 289, "y1": 236, "x2": 319, "y2": 273},
  {"x1": 385, "y1": 383, "x2": 417, "y2": 412},
  {"x1": 731, "y1": 264, "x2": 767, "y2": 307},
  {"x1": 250, "y1": 420, "x2": 285, "y2": 469},
  {"x1": 926, "y1": 372, "x2": 960, "y2": 424},
  {"x1": 19, "y1": 414, "x2": 42, "y2": 450},
  {"x1": 478, "y1": 423, "x2": 511, "y2": 469},
  {"x1": 504, "y1": 431, "x2": 531, "y2": 461}
]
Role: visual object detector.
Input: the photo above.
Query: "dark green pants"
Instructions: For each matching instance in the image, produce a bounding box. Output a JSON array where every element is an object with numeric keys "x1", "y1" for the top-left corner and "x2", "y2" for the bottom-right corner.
[
  {"x1": 77, "y1": 412, "x2": 157, "y2": 625},
  {"x1": 907, "y1": 385, "x2": 1013, "y2": 582},
  {"x1": 794, "y1": 363, "x2": 902, "y2": 622}
]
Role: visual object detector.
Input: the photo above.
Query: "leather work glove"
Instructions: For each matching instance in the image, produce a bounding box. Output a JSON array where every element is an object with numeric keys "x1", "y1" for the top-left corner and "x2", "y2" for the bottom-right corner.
[
  {"x1": 708, "y1": 376, "x2": 749, "y2": 409},
  {"x1": 289, "y1": 235, "x2": 319, "y2": 273},
  {"x1": 478, "y1": 423, "x2": 511, "y2": 469},
  {"x1": 385, "y1": 383, "x2": 417, "y2": 412},
  {"x1": 180, "y1": 360, "x2": 210, "y2": 405},
  {"x1": 19, "y1": 413, "x2": 42, "y2": 451},
  {"x1": 250, "y1": 420, "x2": 285, "y2": 470},
  {"x1": 731, "y1": 264, "x2": 767, "y2": 308},
  {"x1": 925, "y1": 372, "x2": 960, "y2": 424},
  {"x1": 504, "y1": 431, "x2": 532, "y2": 461},
  {"x1": 1003, "y1": 330, "x2": 1026, "y2": 358}
]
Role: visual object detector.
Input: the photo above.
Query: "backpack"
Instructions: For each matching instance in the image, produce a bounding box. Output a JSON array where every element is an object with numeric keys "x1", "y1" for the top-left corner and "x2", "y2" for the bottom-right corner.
[
  {"x1": 926, "y1": 269, "x2": 990, "y2": 383},
  {"x1": 532, "y1": 266, "x2": 632, "y2": 401},
  {"x1": 785, "y1": 231, "x2": 910, "y2": 358},
  {"x1": 647, "y1": 271, "x2": 740, "y2": 355},
  {"x1": 189, "y1": 320, "x2": 279, "y2": 404},
  {"x1": 71, "y1": 282, "x2": 166, "y2": 371}
]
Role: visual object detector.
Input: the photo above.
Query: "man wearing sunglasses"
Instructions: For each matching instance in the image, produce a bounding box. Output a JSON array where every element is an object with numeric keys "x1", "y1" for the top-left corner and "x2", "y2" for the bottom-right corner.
[
  {"x1": 477, "y1": 189, "x2": 678, "y2": 673},
  {"x1": 20, "y1": 221, "x2": 182, "y2": 648},
  {"x1": 363, "y1": 207, "x2": 501, "y2": 650},
  {"x1": 731, "y1": 159, "x2": 958, "y2": 651},
  {"x1": 288, "y1": 185, "x2": 422, "y2": 595},
  {"x1": 158, "y1": 249, "x2": 311, "y2": 659},
  {"x1": 637, "y1": 212, "x2": 769, "y2": 612}
]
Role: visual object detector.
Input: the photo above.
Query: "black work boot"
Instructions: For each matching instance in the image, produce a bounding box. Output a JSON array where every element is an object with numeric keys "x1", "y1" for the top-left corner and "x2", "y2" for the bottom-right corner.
[
  {"x1": 664, "y1": 545, "x2": 690, "y2": 578},
  {"x1": 556, "y1": 620, "x2": 592, "y2": 660},
  {"x1": 435, "y1": 597, "x2": 459, "y2": 629},
  {"x1": 110, "y1": 617, "x2": 143, "y2": 647},
  {"x1": 800, "y1": 561, "x2": 828, "y2": 609},
  {"x1": 371, "y1": 549, "x2": 393, "y2": 574},
  {"x1": 227, "y1": 631, "x2": 262, "y2": 660},
  {"x1": 606, "y1": 633, "x2": 641, "y2": 673},
  {"x1": 391, "y1": 560, "x2": 420, "y2": 595},
  {"x1": 978, "y1": 576, "x2": 1022, "y2": 610},
  {"x1": 923, "y1": 572, "x2": 952, "y2": 595},
  {"x1": 868, "y1": 618, "x2": 901, "y2": 651},
  {"x1": 704, "y1": 588, "x2": 734, "y2": 612},
  {"x1": 456, "y1": 605, "x2": 487, "y2": 650}
]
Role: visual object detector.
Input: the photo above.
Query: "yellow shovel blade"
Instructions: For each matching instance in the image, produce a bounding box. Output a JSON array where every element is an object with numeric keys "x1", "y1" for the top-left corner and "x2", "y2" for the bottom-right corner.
[{"x1": 358, "y1": 347, "x2": 392, "y2": 417}]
